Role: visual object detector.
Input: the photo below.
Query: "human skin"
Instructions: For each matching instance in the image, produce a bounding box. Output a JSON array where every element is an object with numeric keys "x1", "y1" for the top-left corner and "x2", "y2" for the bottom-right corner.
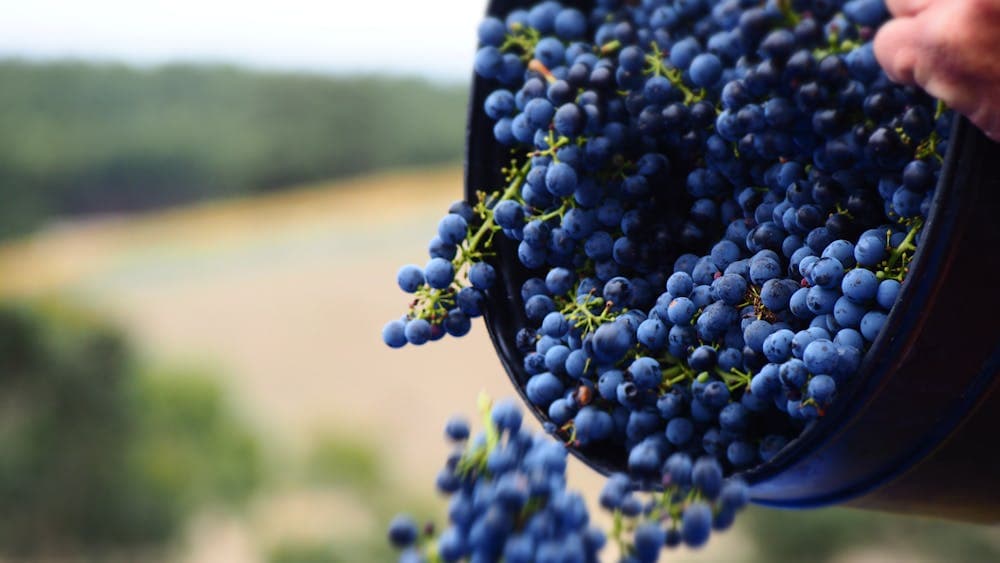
[{"x1": 873, "y1": 0, "x2": 1000, "y2": 140}]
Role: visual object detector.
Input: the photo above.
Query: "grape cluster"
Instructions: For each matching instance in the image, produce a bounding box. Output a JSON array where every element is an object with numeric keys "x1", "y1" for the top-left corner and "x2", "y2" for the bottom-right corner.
[
  {"x1": 385, "y1": 0, "x2": 951, "y2": 559},
  {"x1": 388, "y1": 396, "x2": 607, "y2": 562},
  {"x1": 388, "y1": 397, "x2": 750, "y2": 562},
  {"x1": 598, "y1": 454, "x2": 750, "y2": 560}
]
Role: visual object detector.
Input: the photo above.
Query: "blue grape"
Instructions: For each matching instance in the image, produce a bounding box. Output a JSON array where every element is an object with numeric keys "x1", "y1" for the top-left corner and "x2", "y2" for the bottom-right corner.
[
  {"x1": 545, "y1": 162, "x2": 578, "y2": 197},
  {"x1": 456, "y1": 286, "x2": 484, "y2": 317},
  {"x1": 681, "y1": 502, "x2": 713, "y2": 547},
  {"x1": 664, "y1": 452, "x2": 694, "y2": 487},
  {"x1": 667, "y1": 297, "x2": 698, "y2": 325},
  {"x1": 860, "y1": 310, "x2": 888, "y2": 342},
  {"x1": 493, "y1": 200, "x2": 525, "y2": 229},
  {"x1": 388, "y1": 514, "x2": 419, "y2": 548},
  {"x1": 469, "y1": 261, "x2": 497, "y2": 290},
  {"x1": 629, "y1": 356, "x2": 662, "y2": 391},
  {"x1": 763, "y1": 329, "x2": 795, "y2": 362},
  {"x1": 702, "y1": 381, "x2": 731, "y2": 409},
  {"x1": 780, "y1": 358, "x2": 809, "y2": 389},
  {"x1": 808, "y1": 374, "x2": 837, "y2": 405},
  {"x1": 526, "y1": 373, "x2": 564, "y2": 408},
  {"x1": 397, "y1": 264, "x2": 425, "y2": 293},
  {"x1": 803, "y1": 339, "x2": 839, "y2": 375},
  {"x1": 714, "y1": 273, "x2": 748, "y2": 306},
  {"x1": 428, "y1": 236, "x2": 457, "y2": 261},
  {"x1": 474, "y1": 46, "x2": 504, "y2": 79},
  {"x1": 833, "y1": 296, "x2": 867, "y2": 328},
  {"x1": 598, "y1": 370, "x2": 625, "y2": 401},
  {"x1": 744, "y1": 320, "x2": 776, "y2": 353},
  {"x1": 692, "y1": 456, "x2": 724, "y2": 499},
  {"x1": 484, "y1": 89, "x2": 516, "y2": 119},
  {"x1": 877, "y1": 279, "x2": 901, "y2": 309},
  {"x1": 534, "y1": 37, "x2": 565, "y2": 69},
  {"x1": 749, "y1": 256, "x2": 781, "y2": 285},
  {"x1": 843, "y1": 0, "x2": 889, "y2": 26},
  {"x1": 554, "y1": 8, "x2": 587, "y2": 40},
  {"x1": 444, "y1": 310, "x2": 472, "y2": 337},
  {"x1": 727, "y1": 441, "x2": 756, "y2": 468},
  {"x1": 666, "y1": 417, "x2": 694, "y2": 446},
  {"x1": 760, "y1": 278, "x2": 796, "y2": 311},
  {"x1": 389, "y1": 4, "x2": 945, "y2": 554},
  {"x1": 634, "y1": 522, "x2": 665, "y2": 561},
  {"x1": 689, "y1": 345, "x2": 718, "y2": 371},
  {"x1": 811, "y1": 257, "x2": 844, "y2": 289},
  {"x1": 842, "y1": 267, "x2": 878, "y2": 302},
  {"x1": 637, "y1": 318, "x2": 668, "y2": 350},
  {"x1": 806, "y1": 285, "x2": 839, "y2": 315},
  {"x1": 404, "y1": 319, "x2": 432, "y2": 345},
  {"x1": 554, "y1": 103, "x2": 585, "y2": 136},
  {"x1": 574, "y1": 406, "x2": 613, "y2": 445},
  {"x1": 438, "y1": 213, "x2": 468, "y2": 245},
  {"x1": 690, "y1": 53, "x2": 723, "y2": 87},
  {"x1": 382, "y1": 320, "x2": 407, "y2": 348}
]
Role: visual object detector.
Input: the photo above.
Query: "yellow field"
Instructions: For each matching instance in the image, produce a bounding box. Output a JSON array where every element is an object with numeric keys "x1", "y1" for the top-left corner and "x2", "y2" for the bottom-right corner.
[{"x1": 0, "y1": 166, "x2": 747, "y2": 562}]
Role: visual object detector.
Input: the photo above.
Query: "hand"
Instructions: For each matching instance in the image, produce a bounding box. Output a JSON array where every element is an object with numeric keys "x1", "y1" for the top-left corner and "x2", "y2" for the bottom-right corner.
[{"x1": 874, "y1": 0, "x2": 1000, "y2": 141}]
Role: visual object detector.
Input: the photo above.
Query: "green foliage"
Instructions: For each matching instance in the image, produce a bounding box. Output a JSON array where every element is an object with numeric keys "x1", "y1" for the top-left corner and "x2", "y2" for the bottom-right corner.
[
  {"x1": 302, "y1": 431, "x2": 439, "y2": 520},
  {"x1": 267, "y1": 434, "x2": 439, "y2": 563},
  {"x1": 268, "y1": 537, "x2": 395, "y2": 563},
  {"x1": 127, "y1": 366, "x2": 265, "y2": 527},
  {"x1": 0, "y1": 300, "x2": 264, "y2": 557},
  {"x1": 305, "y1": 432, "x2": 383, "y2": 494},
  {"x1": 269, "y1": 542, "x2": 341, "y2": 563},
  {"x1": 0, "y1": 59, "x2": 467, "y2": 238},
  {"x1": 743, "y1": 506, "x2": 1000, "y2": 562}
]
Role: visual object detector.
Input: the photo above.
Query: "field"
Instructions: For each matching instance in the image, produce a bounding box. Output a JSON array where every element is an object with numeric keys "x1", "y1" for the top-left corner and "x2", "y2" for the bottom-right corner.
[
  {"x1": 0, "y1": 166, "x2": 750, "y2": 561},
  {"x1": 7, "y1": 166, "x2": 990, "y2": 563}
]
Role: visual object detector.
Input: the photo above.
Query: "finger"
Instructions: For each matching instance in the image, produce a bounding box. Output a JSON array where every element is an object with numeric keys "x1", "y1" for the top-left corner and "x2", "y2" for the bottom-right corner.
[
  {"x1": 885, "y1": 0, "x2": 931, "y2": 18},
  {"x1": 922, "y1": 70, "x2": 1000, "y2": 141},
  {"x1": 872, "y1": 17, "x2": 921, "y2": 84},
  {"x1": 965, "y1": 102, "x2": 1000, "y2": 143},
  {"x1": 984, "y1": 123, "x2": 1000, "y2": 144}
]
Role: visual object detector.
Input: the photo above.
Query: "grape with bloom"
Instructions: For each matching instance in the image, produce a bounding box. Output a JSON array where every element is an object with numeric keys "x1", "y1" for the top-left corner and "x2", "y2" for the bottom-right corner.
[
  {"x1": 388, "y1": 396, "x2": 750, "y2": 562},
  {"x1": 384, "y1": 0, "x2": 948, "y2": 560}
]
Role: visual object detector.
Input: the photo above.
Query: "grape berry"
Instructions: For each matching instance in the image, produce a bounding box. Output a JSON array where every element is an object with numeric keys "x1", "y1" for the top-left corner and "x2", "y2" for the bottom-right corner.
[
  {"x1": 385, "y1": 0, "x2": 950, "y2": 560},
  {"x1": 389, "y1": 396, "x2": 749, "y2": 562}
]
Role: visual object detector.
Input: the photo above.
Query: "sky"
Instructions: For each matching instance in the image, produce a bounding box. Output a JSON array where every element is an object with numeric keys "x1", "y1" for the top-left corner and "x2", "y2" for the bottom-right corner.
[{"x1": 0, "y1": 0, "x2": 489, "y2": 82}]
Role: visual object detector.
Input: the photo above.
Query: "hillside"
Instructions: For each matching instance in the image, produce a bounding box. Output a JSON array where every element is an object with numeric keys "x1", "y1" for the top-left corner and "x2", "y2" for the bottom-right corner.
[
  {"x1": 5, "y1": 168, "x2": 986, "y2": 563},
  {"x1": 0, "y1": 60, "x2": 468, "y2": 237},
  {"x1": 0, "y1": 165, "x2": 750, "y2": 561}
]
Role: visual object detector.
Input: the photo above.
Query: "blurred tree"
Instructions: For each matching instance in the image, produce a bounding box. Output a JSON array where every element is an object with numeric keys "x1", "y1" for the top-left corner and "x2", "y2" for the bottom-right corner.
[
  {"x1": 0, "y1": 300, "x2": 264, "y2": 557},
  {"x1": 743, "y1": 506, "x2": 1000, "y2": 562},
  {"x1": 305, "y1": 432, "x2": 383, "y2": 495},
  {"x1": 0, "y1": 60, "x2": 467, "y2": 238}
]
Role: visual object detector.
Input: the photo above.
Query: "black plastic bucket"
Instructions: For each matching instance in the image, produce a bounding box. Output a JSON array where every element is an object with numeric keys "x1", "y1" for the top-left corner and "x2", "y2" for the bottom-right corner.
[{"x1": 466, "y1": 0, "x2": 1000, "y2": 523}]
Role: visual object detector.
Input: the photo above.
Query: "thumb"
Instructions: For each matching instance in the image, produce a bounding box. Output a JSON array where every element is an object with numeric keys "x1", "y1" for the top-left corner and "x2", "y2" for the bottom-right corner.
[{"x1": 872, "y1": 17, "x2": 922, "y2": 85}]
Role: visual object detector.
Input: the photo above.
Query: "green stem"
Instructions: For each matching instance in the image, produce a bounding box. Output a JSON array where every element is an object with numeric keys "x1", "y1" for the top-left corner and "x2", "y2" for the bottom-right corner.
[
  {"x1": 600, "y1": 40, "x2": 622, "y2": 55},
  {"x1": 915, "y1": 131, "x2": 943, "y2": 161},
  {"x1": 935, "y1": 100, "x2": 948, "y2": 120},
  {"x1": 882, "y1": 218, "x2": 923, "y2": 276},
  {"x1": 559, "y1": 285, "x2": 624, "y2": 336},
  {"x1": 644, "y1": 42, "x2": 704, "y2": 104},
  {"x1": 461, "y1": 160, "x2": 532, "y2": 262},
  {"x1": 423, "y1": 541, "x2": 443, "y2": 563},
  {"x1": 533, "y1": 198, "x2": 573, "y2": 222},
  {"x1": 776, "y1": 0, "x2": 801, "y2": 26},
  {"x1": 612, "y1": 510, "x2": 629, "y2": 558},
  {"x1": 500, "y1": 26, "x2": 541, "y2": 62},
  {"x1": 716, "y1": 367, "x2": 751, "y2": 391}
]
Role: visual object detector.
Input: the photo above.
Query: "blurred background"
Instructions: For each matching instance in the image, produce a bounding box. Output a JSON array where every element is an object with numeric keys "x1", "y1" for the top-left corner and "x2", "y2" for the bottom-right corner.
[{"x1": 0, "y1": 1, "x2": 997, "y2": 561}]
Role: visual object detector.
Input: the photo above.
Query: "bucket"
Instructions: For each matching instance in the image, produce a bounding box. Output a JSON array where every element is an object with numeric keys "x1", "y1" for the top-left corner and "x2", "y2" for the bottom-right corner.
[{"x1": 466, "y1": 0, "x2": 1000, "y2": 523}]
